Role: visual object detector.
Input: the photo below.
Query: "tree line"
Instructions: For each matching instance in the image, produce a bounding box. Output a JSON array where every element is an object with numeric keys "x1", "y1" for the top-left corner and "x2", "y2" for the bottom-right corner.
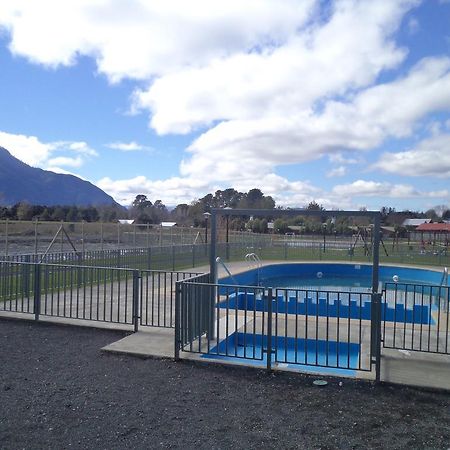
[{"x1": 1, "y1": 188, "x2": 448, "y2": 236}]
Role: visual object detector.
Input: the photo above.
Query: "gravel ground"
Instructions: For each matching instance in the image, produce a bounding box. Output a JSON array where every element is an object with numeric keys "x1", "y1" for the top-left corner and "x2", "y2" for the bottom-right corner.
[{"x1": 1, "y1": 319, "x2": 450, "y2": 450}]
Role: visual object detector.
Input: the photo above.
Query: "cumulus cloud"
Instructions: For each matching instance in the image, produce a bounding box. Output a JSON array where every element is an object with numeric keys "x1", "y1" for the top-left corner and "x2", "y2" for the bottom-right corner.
[
  {"x1": 106, "y1": 141, "x2": 153, "y2": 152},
  {"x1": 373, "y1": 133, "x2": 450, "y2": 177},
  {"x1": 332, "y1": 180, "x2": 448, "y2": 198},
  {"x1": 133, "y1": 0, "x2": 414, "y2": 134},
  {"x1": 327, "y1": 166, "x2": 347, "y2": 178},
  {"x1": 0, "y1": 0, "x2": 314, "y2": 82},
  {"x1": 2, "y1": 0, "x2": 449, "y2": 209},
  {"x1": 0, "y1": 130, "x2": 97, "y2": 169}
]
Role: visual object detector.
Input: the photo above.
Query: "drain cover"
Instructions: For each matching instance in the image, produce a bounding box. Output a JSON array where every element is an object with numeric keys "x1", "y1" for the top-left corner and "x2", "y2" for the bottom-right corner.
[{"x1": 313, "y1": 379, "x2": 328, "y2": 386}]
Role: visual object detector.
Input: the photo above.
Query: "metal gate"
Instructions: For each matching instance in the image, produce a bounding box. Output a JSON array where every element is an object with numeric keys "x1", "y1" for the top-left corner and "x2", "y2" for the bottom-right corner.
[
  {"x1": 176, "y1": 280, "x2": 380, "y2": 374},
  {"x1": 382, "y1": 282, "x2": 450, "y2": 355}
]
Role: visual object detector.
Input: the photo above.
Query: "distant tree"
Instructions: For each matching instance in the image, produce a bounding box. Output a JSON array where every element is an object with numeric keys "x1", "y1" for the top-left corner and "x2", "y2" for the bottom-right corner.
[
  {"x1": 307, "y1": 200, "x2": 324, "y2": 211},
  {"x1": 273, "y1": 218, "x2": 289, "y2": 234},
  {"x1": 66, "y1": 206, "x2": 79, "y2": 222},
  {"x1": 51, "y1": 206, "x2": 66, "y2": 221},
  {"x1": 16, "y1": 202, "x2": 34, "y2": 221},
  {"x1": 425, "y1": 208, "x2": 439, "y2": 221}
]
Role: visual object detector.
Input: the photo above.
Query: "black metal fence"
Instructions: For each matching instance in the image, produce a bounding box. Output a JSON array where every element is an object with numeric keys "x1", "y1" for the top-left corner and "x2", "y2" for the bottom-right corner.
[
  {"x1": 0, "y1": 261, "x2": 202, "y2": 329},
  {"x1": 1, "y1": 237, "x2": 448, "y2": 273},
  {"x1": 382, "y1": 282, "x2": 450, "y2": 354},
  {"x1": 176, "y1": 280, "x2": 375, "y2": 372}
]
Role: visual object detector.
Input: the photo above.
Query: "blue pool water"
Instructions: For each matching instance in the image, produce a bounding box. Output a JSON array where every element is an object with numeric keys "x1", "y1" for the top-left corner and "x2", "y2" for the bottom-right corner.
[
  {"x1": 219, "y1": 292, "x2": 434, "y2": 324},
  {"x1": 218, "y1": 263, "x2": 443, "y2": 325},
  {"x1": 204, "y1": 332, "x2": 360, "y2": 376},
  {"x1": 219, "y1": 263, "x2": 446, "y2": 288}
]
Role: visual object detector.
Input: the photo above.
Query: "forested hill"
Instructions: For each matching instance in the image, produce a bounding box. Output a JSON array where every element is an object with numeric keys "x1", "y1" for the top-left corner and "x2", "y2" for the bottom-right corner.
[{"x1": 0, "y1": 146, "x2": 119, "y2": 206}]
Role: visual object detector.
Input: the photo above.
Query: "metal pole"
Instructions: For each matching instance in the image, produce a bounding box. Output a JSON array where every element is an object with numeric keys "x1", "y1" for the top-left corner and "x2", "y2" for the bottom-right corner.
[
  {"x1": 174, "y1": 281, "x2": 182, "y2": 360},
  {"x1": 60, "y1": 221, "x2": 64, "y2": 252},
  {"x1": 5, "y1": 218, "x2": 8, "y2": 256},
  {"x1": 209, "y1": 212, "x2": 217, "y2": 284},
  {"x1": 226, "y1": 216, "x2": 230, "y2": 260},
  {"x1": 371, "y1": 213, "x2": 382, "y2": 382},
  {"x1": 132, "y1": 270, "x2": 140, "y2": 332},
  {"x1": 372, "y1": 215, "x2": 380, "y2": 293},
  {"x1": 34, "y1": 219, "x2": 38, "y2": 256},
  {"x1": 33, "y1": 264, "x2": 41, "y2": 321},
  {"x1": 117, "y1": 222, "x2": 120, "y2": 248},
  {"x1": 81, "y1": 221, "x2": 85, "y2": 255},
  {"x1": 100, "y1": 222, "x2": 104, "y2": 251}
]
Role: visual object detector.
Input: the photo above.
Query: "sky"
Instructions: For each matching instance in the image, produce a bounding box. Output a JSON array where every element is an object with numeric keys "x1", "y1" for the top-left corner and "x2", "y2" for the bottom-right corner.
[{"x1": 0, "y1": 0, "x2": 449, "y2": 212}]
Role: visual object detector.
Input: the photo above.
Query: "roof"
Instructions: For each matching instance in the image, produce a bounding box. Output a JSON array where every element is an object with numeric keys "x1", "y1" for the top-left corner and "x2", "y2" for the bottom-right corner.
[
  {"x1": 402, "y1": 218, "x2": 431, "y2": 227},
  {"x1": 416, "y1": 223, "x2": 450, "y2": 232}
]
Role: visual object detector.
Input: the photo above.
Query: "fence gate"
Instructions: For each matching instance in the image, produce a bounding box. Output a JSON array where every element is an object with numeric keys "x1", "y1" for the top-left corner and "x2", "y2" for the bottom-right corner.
[
  {"x1": 176, "y1": 279, "x2": 381, "y2": 375},
  {"x1": 382, "y1": 282, "x2": 450, "y2": 355}
]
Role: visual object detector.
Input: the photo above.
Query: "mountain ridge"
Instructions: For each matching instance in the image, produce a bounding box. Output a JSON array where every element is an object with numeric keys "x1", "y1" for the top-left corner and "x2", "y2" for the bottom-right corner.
[{"x1": 0, "y1": 146, "x2": 119, "y2": 206}]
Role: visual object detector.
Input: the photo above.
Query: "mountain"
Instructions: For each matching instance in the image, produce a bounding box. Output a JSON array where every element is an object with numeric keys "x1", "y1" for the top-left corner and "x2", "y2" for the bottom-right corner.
[{"x1": 0, "y1": 146, "x2": 119, "y2": 206}]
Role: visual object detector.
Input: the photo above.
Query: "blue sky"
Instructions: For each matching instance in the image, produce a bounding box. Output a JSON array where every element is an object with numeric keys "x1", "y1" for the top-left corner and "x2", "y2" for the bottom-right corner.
[{"x1": 0, "y1": 0, "x2": 449, "y2": 211}]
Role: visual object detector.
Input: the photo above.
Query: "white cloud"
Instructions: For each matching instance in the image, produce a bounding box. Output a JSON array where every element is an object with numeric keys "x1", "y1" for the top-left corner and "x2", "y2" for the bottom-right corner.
[
  {"x1": 97, "y1": 175, "x2": 210, "y2": 206},
  {"x1": 134, "y1": 1, "x2": 414, "y2": 134},
  {"x1": 0, "y1": 130, "x2": 97, "y2": 169},
  {"x1": 327, "y1": 166, "x2": 347, "y2": 178},
  {"x1": 47, "y1": 156, "x2": 84, "y2": 168},
  {"x1": 0, "y1": 131, "x2": 51, "y2": 166},
  {"x1": 328, "y1": 153, "x2": 360, "y2": 165},
  {"x1": 407, "y1": 16, "x2": 419, "y2": 34},
  {"x1": 332, "y1": 180, "x2": 449, "y2": 198},
  {"x1": 107, "y1": 141, "x2": 152, "y2": 152},
  {"x1": 3, "y1": 0, "x2": 450, "y2": 210},
  {"x1": 0, "y1": 0, "x2": 314, "y2": 82},
  {"x1": 374, "y1": 133, "x2": 450, "y2": 177}
]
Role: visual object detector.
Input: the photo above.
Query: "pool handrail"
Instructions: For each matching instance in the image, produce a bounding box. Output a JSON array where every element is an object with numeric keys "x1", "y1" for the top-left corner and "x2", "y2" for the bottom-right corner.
[
  {"x1": 440, "y1": 267, "x2": 448, "y2": 287},
  {"x1": 245, "y1": 252, "x2": 263, "y2": 285},
  {"x1": 215, "y1": 257, "x2": 239, "y2": 285}
]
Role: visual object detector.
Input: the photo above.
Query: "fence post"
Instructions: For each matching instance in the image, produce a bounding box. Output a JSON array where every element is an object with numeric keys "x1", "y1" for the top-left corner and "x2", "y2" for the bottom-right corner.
[
  {"x1": 33, "y1": 264, "x2": 41, "y2": 321},
  {"x1": 174, "y1": 281, "x2": 182, "y2": 360},
  {"x1": 132, "y1": 270, "x2": 140, "y2": 332},
  {"x1": 172, "y1": 246, "x2": 176, "y2": 271},
  {"x1": 284, "y1": 242, "x2": 287, "y2": 260},
  {"x1": 371, "y1": 292, "x2": 382, "y2": 382},
  {"x1": 266, "y1": 287, "x2": 273, "y2": 372},
  {"x1": 192, "y1": 245, "x2": 196, "y2": 268}
]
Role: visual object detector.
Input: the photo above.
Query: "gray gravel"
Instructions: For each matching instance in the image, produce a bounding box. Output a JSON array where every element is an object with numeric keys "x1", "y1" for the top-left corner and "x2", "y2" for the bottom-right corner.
[{"x1": 1, "y1": 318, "x2": 450, "y2": 450}]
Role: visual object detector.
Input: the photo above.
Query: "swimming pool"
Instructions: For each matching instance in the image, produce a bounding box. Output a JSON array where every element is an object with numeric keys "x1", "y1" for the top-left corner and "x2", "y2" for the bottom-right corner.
[
  {"x1": 217, "y1": 263, "x2": 445, "y2": 325},
  {"x1": 203, "y1": 332, "x2": 360, "y2": 376},
  {"x1": 219, "y1": 263, "x2": 446, "y2": 290}
]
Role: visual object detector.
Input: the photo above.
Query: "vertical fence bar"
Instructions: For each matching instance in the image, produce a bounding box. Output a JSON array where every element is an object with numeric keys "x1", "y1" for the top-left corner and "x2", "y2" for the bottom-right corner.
[
  {"x1": 174, "y1": 280, "x2": 182, "y2": 360},
  {"x1": 266, "y1": 287, "x2": 273, "y2": 372},
  {"x1": 372, "y1": 292, "x2": 382, "y2": 382},
  {"x1": 133, "y1": 270, "x2": 140, "y2": 332},
  {"x1": 33, "y1": 264, "x2": 41, "y2": 321}
]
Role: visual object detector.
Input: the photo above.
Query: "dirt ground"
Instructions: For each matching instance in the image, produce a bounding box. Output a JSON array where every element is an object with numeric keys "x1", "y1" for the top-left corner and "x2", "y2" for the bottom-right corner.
[{"x1": 1, "y1": 318, "x2": 449, "y2": 450}]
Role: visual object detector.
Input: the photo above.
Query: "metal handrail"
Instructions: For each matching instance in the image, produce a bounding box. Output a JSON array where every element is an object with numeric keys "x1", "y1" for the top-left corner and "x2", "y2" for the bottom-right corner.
[
  {"x1": 245, "y1": 252, "x2": 263, "y2": 285},
  {"x1": 440, "y1": 267, "x2": 448, "y2": 286},
  {"x1": 215, "y1": 257, "x2": 239, "y2": 285}
]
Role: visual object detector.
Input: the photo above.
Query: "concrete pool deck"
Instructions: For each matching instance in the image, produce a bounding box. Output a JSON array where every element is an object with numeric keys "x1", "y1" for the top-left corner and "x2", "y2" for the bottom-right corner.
[{"x1": 100, "y1": 326, "x2": 450, "y2": 391}]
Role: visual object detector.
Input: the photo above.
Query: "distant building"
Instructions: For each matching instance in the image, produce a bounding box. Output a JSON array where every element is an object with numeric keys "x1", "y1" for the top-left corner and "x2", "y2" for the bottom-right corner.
[
  {"x1": 415, "y1": 223, "x2": 450, "y2": 233},
  {"x1": 160, "y1": 222, "x2": 177, "y2": 227},
  {"x1": 118, "y1": 219, "x2": 135, "y2": 225},
  {"x1": 402, "y1": 218, "x2": 431, "y2": 228}
]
